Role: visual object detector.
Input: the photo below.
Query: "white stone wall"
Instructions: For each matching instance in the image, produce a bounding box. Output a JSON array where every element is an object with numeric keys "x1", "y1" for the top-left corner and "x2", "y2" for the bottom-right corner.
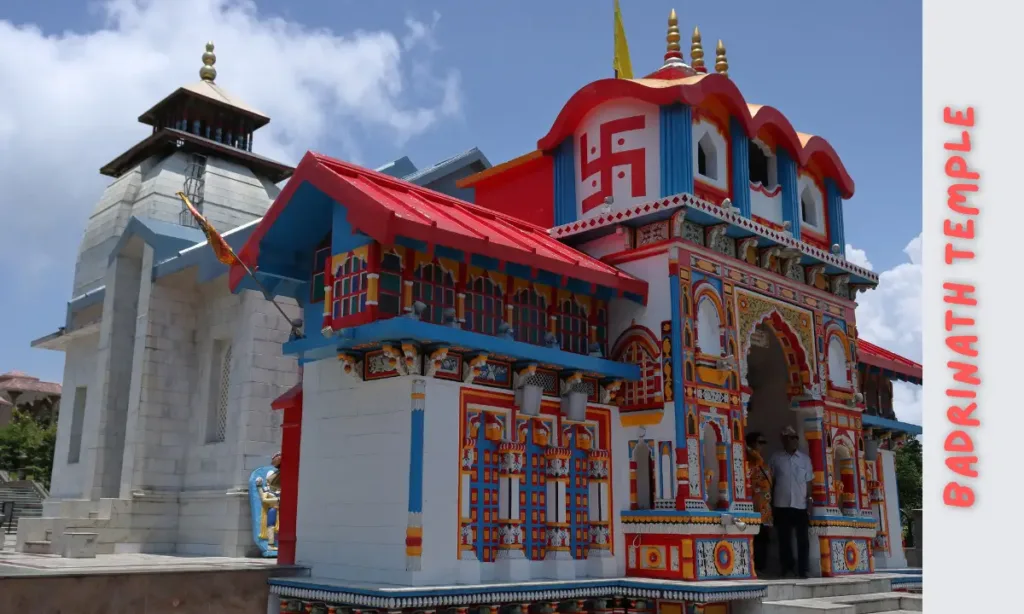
[
  {"x1": 72, "y1": 150, "x2": 281, "y2": 298},
  {"x1": 878, "y1": 449, "x2": 908, "y2": 568},
  {"x1": 295, "y1": 365, "x2": 414, "y2": 584},
  {"x1": 47, "y1": 335, "x2": 100, "y2": 507}
]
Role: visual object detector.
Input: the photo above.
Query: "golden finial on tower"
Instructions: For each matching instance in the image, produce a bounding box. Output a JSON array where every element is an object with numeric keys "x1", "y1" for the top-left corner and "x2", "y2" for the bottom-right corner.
[
  {"x1": 691, "y1": 26, "x2": 706, "y2": 73},
  {"x1": 715, "y1": 39, "x2": 729, "y2": 77},
  {"x1": 199, "y1": 41, "x2": 217, "y2": 82},
  {"x1": 663, "y1": 8, "x2": 684, "y2": 65}
]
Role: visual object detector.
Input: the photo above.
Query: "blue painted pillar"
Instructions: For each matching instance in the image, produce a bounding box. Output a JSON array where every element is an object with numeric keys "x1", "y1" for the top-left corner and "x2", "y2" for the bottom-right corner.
[
  {"x1": 669, "y1": 253, "x2": 687, "y2": 509},
  {"x1": 553, "y1": 138, "x2": 578, "y2": 226},
  {"x1": 660, "y1": 104, "x2": 695, "y2": 196},
  {"x1": 778, "y1": 149, "x2": 801, "y2": 240},
  {"x1": 729, "y1": 118, "x2": 752, "y2": 218},
  {"x1": 826, "y1": 179, "x2": 846, "y2": 255},
  {"x1": 406, "y1": 379, "x2": 426, "y2": 571}
]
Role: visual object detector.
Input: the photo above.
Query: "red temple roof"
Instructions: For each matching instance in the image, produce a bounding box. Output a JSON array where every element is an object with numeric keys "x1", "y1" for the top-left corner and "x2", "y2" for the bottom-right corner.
[
  {"x1": 232, "y1": 153, "x2": 648, "y2": 300},
  {"x1": 856, "y1": 339, "x2": 922, "y2": 383}
]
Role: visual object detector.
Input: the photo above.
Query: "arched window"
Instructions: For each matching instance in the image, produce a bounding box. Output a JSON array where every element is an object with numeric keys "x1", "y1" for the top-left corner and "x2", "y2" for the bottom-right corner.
[
  {"x1": 332, "y1": 255, "x2": 368, "y2": 319},
  {"x1": 377, "y1": 250, "x2": 403, "y2": 318},
  {"x1": 612, "y1": 328, "x2": 663, "y2": 410},
  {"x1": 413, "y1": 262, "x2": 456, "y2": 324},
  {"x1": 633, "y1": 439, "x2": 655, "y2": 510},
  {"x1": 801, "y1": 186, "x2": 819, "y2": 226},
  {"x1": 466, "y1": 276, "x2": 504, "y2": 335},
  {"x1": 702, "y1": 423, "x2": 721, "y2": 509},
  {"x1": 514, "y1": 288, "x2": 547, "y2": 345},
  {"x1": 827, "y1": 335, "x2": 850, "y2": 387},
  {"x1": 697, "y1": 133, "x2": 719, "y2": 180},
  {"x1": 559, "y1": 298, "x2": 588, "y2": 355},
  {"x1": 695, "y1": 295, "x2": 724, "y2": 356},
  {"x1": 748, "y1": 141, "x2": 776, "y2": 188}
]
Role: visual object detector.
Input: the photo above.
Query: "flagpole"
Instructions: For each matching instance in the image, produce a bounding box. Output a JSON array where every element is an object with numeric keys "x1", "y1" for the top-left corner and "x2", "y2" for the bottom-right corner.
[{"x1": 176, "y1": 192, "x2": 304, "y2": 339}]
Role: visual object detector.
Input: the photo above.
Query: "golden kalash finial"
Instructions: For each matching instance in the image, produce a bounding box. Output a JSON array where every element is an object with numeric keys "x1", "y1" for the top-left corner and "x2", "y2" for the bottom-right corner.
[
  {"x1": 715, "y1": 39, "x2": 729, "y2": 77},
  {"x1": 199, "y1": 41, "x2": 217, "y2": 81},
  {"x1": 691, "y1": 26, "x2": 706, "y2": 73}
]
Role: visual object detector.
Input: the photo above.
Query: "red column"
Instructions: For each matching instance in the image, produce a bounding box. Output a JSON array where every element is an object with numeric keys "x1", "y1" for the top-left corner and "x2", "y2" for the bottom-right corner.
[{"x1": 272, "y1": 383, "x2": 304, "y2": 565}]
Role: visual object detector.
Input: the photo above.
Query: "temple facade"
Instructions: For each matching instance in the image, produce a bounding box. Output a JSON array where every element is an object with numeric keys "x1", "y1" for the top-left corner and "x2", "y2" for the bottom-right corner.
[
  {"x1": 24, "y1": 45, "x2": 490, "y2": 558},
  {"x1": 233, "y1": 11, "x2": 921, "y2": 614}
]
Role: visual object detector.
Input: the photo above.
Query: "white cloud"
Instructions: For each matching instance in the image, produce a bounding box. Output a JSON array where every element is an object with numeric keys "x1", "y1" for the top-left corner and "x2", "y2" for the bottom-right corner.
[
  {"x1": 0, "y1": 0, "x2": 461, "y2": 288},
  {"x1": 848, "y1": 234, "x2": 923, "y2": 425}
]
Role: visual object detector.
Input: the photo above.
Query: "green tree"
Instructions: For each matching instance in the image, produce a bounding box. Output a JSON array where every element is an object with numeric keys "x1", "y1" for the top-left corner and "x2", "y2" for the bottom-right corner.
[
  {"x1": 894, "y1": 437, "x2": 922, "y2": 546},
  {"x1": 0, "y1": 409, "x2": 56, "y2": 488}
]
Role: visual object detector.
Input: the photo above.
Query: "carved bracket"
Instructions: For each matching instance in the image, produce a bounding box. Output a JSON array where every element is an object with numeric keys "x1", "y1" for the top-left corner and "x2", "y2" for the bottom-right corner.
[
  {"x1": 463, "y1": 353, "x2": 489, "y2": 383},
  {"x1": 337, "y1": 351, "x2": 364, "y2": 382}
]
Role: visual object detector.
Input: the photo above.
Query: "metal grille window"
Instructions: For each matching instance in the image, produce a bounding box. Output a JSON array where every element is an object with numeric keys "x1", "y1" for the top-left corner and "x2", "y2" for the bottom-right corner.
[
  {"x1": 207, "y1": 341, "x2": 231, "y2": 444},
  {"x1": 412, "y1": 262, "x2": 456, "y2": 324},
  {"x1": 513, "y1": 288, "x2": 547, "y2": 346},
  {"x1": 465, "y1": 276, "x2": 503, "y2": 335},
  {"x1": 67, "y1": 387, "x2": 87, "y2": 464},
  {"x1": 559, "y1": 299, "x2": 588, "y2": 355}
]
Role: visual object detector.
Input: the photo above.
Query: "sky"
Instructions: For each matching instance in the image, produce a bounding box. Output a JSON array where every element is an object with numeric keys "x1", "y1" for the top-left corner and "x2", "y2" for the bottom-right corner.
[{"x1": 0, "y1": 0, "x2": 923, "y2": 423}]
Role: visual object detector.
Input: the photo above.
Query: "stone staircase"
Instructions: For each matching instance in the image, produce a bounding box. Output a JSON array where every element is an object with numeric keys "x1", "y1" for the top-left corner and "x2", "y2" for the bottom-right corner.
[
  {"x1": 744, "y1": 574, "x2": 923, "y2": 614},
  {"x1": 0, "y1": 480, "x2": 45, "y2": 535}
]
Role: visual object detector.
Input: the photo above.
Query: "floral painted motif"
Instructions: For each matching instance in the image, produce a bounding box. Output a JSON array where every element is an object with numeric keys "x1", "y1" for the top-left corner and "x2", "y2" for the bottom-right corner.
[{"x1": 746, "y1": 447, "x2": 773, "y2": 526}]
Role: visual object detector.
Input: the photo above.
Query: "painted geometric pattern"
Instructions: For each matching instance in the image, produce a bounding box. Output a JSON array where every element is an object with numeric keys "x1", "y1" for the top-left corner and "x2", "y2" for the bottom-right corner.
[
  {"x1": 696, "y1": 538, "x2": 751, "y2": 578},
  {"x1": 471, "y1": 437, "x2": 500, "y2": 562},
  {"x1": 522, "y1": 422, "x2": 547, "y2": 561},
  {"x1": 569, "y1": 433, "x2": 590, "y2": 559}
]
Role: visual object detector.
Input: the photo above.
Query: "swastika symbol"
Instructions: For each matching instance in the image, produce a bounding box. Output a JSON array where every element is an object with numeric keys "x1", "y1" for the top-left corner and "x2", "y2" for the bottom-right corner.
[{"x1": 579, "y1": 115, "x2": 648, "y2": 214}]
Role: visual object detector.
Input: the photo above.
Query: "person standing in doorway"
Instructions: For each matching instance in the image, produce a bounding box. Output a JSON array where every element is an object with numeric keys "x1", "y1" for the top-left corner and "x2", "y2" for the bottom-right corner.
[
  {"x1": 770, "y1": 425, "x2": 815, "y2": 578},
  {"x1": 745, "y1": 431, "x2": 773, "y2": 576}
]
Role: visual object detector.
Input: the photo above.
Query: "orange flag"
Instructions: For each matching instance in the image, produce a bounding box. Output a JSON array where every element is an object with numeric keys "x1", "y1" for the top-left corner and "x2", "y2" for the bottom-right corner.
[{"x1": 176, "y1": 192, "x2": 239, "y2": 267}]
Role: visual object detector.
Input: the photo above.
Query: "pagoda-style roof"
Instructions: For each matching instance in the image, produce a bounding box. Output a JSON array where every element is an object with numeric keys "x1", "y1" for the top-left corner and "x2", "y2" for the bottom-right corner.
[
  {"x1": 230, "y1": 152, "x2": 648, "y2": 301},
  {"x1": 138, "y1": 79, "x2": 270, "y2": 130},
  {"x1": 99, "y1": 127, "x2": 293, "y2": 182}
]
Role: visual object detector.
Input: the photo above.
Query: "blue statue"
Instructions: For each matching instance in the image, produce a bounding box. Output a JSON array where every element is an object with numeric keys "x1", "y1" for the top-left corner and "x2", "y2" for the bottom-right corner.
[{"x1": 248, "y1": 452, "x2": 281, "y2": 557}]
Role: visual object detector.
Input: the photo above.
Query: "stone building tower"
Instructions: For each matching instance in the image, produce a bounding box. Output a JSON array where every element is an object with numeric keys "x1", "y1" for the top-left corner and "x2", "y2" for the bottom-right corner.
[{"x1": 72, "y1": 42, "x2": 292, "y2": 297}]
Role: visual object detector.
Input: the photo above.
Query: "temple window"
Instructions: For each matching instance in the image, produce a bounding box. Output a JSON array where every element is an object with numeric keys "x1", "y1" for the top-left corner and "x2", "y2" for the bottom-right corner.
[
  {"x1": 748, "y1": 140, "x2": 777, "y2": 188},
  {"x1": 206, "y1": 340, "x2": 231, "y2": 444},
  {"x1": 632, "y1": 439, "x2": 655, "y2": 510},
  {"x1": 331, "y1": 255, "x2": 368, "y2": 320},
  {"x1": 310, "y1": 243, "x2": 331, "y2": 304},
  {"x1": 559, "y1": 298, "x2": 589, "y2": 354},
  {"x1": 413, "y1": 262, "x2": 457, "y2": 324},
  {"x1": 697, "y1": 133, "x2": 719, "y2": 180},
  {"x1": 801, "y1": 185, "x2": 819, "y2": 227},
  {"x1": 514, "y1": 288, "x2": 548, "y2": 346},
  {"x1": 827, "y1": 335, "x2": 851, "y2": 387},
  {"x1": 377, "y1": 250, "x2": 403, "y2": 318},
  {"x1": 695, "y1": 295, "x2": 724, "y2": 356},
  {"x1": 612, "y1": 327, "x2": 663, "y2": 410},
  {"x1": 465, "y1": 276, "x2": 504, "y2": 335}
]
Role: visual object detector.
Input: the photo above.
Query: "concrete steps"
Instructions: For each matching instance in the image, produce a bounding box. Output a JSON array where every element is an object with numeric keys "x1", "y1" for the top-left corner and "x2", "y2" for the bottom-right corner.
[{"x1": 755, "y1": 575, "x2": 922, "y2": 614}]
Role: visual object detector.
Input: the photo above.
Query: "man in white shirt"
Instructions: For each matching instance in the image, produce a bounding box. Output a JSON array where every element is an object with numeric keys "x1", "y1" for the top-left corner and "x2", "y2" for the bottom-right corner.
[{"x1": 769, "y1": 425, "x2": 815, "y2": 578}]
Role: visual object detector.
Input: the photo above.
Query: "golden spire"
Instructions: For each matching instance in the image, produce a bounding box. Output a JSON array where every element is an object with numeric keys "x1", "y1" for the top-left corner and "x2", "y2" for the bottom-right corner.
[
  {"x1": 715, "y1": 39, "x2": 729, "y2": 77},
  {"x1": 691, "y1": 26, "x2": 706, "y2": 73},
  {"x1": 199, "y1": 41, "x2": 217, "y2": 81}
]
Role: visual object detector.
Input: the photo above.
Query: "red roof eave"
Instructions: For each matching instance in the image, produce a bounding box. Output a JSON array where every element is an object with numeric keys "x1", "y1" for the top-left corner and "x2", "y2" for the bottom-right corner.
[
  {"x1": 537, "y1": 74, "x2": 855, "y2": 199},
  {"x1": 857, "y1": 339, "x2": 922, "y2": 382},
  {"x1": 231, "y1": 153, "x2": 649, "y2": 302}
]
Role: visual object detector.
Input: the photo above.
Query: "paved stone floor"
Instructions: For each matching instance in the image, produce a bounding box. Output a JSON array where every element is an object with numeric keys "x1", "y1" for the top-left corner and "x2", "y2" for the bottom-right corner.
[{"x1": 0, "y1": 550, "x2": 281, "y2": 577}]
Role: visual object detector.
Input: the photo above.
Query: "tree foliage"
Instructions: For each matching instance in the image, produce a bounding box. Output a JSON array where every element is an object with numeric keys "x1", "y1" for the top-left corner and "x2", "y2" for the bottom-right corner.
[
  {"x1": 894, "y1": 437, "x2": 922, "y2": 545},
  {"x1": 0, "y1": 409, "x2": 56, "y2": 488}
]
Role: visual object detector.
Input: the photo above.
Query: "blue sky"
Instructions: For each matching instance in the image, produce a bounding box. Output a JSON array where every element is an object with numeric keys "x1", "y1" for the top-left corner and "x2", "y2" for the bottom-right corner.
[{"x1": 0, "y1": 0, "x2": 921, "y2": 385}]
